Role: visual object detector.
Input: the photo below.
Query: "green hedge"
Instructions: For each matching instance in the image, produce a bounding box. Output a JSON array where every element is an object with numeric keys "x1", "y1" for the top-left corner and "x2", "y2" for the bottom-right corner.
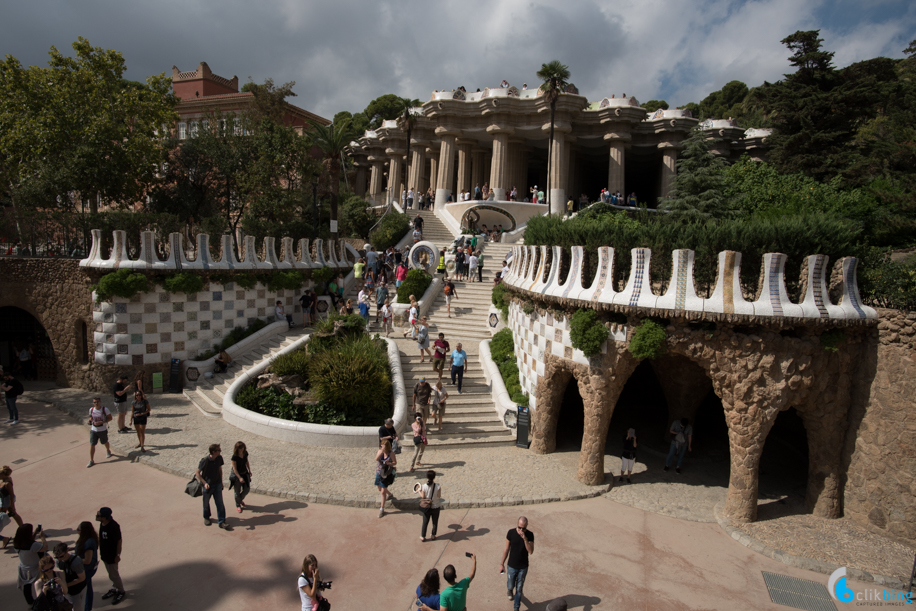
[
  {"x1": 162, "y1": 272, "x2": 206, "y2": 295},
  {"x1": 372, "y1": 211, "x2": 411, "y2": 251},
  {"x1": 92, "y1": 268, "x2": 149, "y2": 303},
  {"x1": 628, "y1": 320, "x2": 667, "y2": 360},
  {"x1": 490, "y1": 328, "x2": 528, "y2": 406},
  {"x1": 396, "y1": 269, "x2": 432, "y2": 304},
  {"x1": 569, "y1": 309, "x2": 609, "y2": 357},
  {"x1": 492, "y1": 283, "x2": 510, "y2": 320}
]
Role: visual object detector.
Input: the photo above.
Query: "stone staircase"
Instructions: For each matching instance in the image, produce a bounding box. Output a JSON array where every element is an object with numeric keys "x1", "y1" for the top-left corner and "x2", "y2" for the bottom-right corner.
[{"x1": 183, "y1": 328, "x2": 309, "y2": 418}]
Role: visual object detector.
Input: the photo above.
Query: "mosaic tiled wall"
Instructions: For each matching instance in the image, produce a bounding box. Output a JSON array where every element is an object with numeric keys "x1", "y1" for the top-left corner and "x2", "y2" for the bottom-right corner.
[
  {"x1": 92, "y1": 282, "x2": 302, "y2": 366},
  {"x1": 507, "y1": 302, "x2": 627, "y2": 410}
]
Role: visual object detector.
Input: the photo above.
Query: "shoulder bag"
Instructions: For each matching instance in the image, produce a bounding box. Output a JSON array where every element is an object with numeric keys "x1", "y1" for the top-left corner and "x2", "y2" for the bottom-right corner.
[
  {"x1": 184, "y1": 477, "x2": 202, "y2": 498},
  {"x1": 419, "y1": 483, "x2": 437, "y2": 509}
]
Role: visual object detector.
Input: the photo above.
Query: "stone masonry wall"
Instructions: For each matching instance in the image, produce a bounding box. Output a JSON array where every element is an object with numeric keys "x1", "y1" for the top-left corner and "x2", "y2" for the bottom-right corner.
[{"x1": 843, "y1": 309, "x2": 916, "y2": 544}]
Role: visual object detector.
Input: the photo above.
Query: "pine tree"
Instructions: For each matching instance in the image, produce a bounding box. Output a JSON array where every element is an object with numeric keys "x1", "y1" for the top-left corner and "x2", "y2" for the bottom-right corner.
[{"x1": 660, "y1": 128, "x2": 732, "y2": 219}]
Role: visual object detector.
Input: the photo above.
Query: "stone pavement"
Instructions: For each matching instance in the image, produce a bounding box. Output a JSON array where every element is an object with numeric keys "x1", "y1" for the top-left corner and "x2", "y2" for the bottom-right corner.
[{"x1": 2, "y1": 400, "x2": 909, "y2": 610}]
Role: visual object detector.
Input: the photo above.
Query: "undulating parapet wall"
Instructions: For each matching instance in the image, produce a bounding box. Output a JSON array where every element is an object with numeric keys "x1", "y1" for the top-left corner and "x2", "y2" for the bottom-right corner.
[
  {"x1": 502, "y1": 245, "x2": 877, "y2": 323},
  {"x1": 80, "y1": 230, "x2": 360, "y2": 271}
]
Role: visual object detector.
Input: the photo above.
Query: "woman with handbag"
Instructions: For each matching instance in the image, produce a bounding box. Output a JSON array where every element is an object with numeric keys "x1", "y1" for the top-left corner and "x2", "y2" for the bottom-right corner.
[
  {"x1": 417, "y1": 470, "x2": 442, "y2": 542},
  {"x1": 230, "y1": 441, "x2": 252, "y2": 513},
  {"x1": 33, "y1": 555, "x2": 72, "y2": 610},
  {"x1": 130, "y1": 390, "x2": 151, "y2": 453},
  {"x1": 409, "y1": 414, "x2": 428, "y2": 472},
  {"x1": 375, "y1": 440, "x2": 397, "y2": 518},
  {"x1": 14, "y1": 522, "x2": 47, "y2": 605}
]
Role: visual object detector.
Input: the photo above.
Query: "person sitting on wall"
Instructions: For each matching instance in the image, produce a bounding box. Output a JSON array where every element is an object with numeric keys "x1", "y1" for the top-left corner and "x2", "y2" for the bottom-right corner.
[
  {"x1": 214, "y1": 350, "x2": 232, "y2": 374},
  {"x1": 275, "y1": 301, "x2": 294, "y2": 328},
  {"x1": 500, "y1": 80, "x2": 509, "y2": 88}
]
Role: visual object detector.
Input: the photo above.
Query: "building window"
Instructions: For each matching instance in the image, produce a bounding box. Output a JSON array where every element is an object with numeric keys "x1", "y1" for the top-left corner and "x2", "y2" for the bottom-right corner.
[
  {"x1": 178, "y1": 122, "x2": 187, "y2": 139},
  {"x1": 188, "y1": 121, "x2": 198, "y2": 138}
]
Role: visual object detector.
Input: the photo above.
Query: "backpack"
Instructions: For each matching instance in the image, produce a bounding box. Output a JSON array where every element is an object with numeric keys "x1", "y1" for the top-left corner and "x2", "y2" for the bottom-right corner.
[
  {"x1": 444, "y1": 285, "x2": 451, "y2": 296},
  {"x1": 8, "y1": 379, "x2": 23, "y2": 396},
  {"x1": 61, "y1": 556, "x2": 86, "y2": 595}
]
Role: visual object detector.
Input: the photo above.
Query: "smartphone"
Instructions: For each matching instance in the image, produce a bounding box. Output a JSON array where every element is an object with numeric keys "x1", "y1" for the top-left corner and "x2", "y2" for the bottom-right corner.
[
  {"x1": 465, "y1": 552, "x2": 473, "y2": 558},
  {"x1": 35, "y1": 524, "x2": 42, "y2": 534}
]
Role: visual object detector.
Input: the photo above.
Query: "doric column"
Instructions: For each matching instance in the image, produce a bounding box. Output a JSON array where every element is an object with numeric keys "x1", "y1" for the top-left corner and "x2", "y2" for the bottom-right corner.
[
  {"x1": 368, "y1": 157, "x2": 385, "y2": 203},
  {"x1": 471, "y1": 150, "x2": 485, "y2": 197},
  {"x1": 354, "y1": 164, "x2": 367, "y2": 198},
  {"x1": 605, "y1": 134, "x2": 629, "y2": 196},
  {"x1": 435, "y1": 130, "x2": 458, "y2": 206},
  {"x1": 386, "y1": 149, "x2": 404, "y2": 207},
  {"x1": 507, "y1": 139, "x2": 524, "y2": 197},
  {"x1": 660, "y1": 145, "x2": 678, "y2": 200},
  {"x1": 484, "y1": 152, "x2": 492, "y2": 185},
  {"x1": 456, "y1": 140, "x2": 473, "y2": 195},
  {"x1": 548, "y1": 133, "x2": 569, "y2": 213},
  {"x1": 409, "y1": 146, "x2": 426, "y2": 195},
  {"x1": 427, "y1": 147, "x2": 439, "y2": 193},
  {"x1": 487, "y1": 126, "x2": 514, "y2": 201}
]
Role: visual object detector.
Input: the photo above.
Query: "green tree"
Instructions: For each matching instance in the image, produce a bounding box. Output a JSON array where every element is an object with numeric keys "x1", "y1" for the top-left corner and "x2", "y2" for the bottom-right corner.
[
  {"x1": 660, "y1": 128, "x2": 732, "y2": 219},
  {"x1": 362, "y1": 93, "x2": 420, "y2": 129},
  {"x1": 309, "y1": 119, "x2": 357, "y2": 241},
  {"x1": 0, "y1": 37, "x2": 178, "y2": 215},
  {"x1": 537, "y1": 60, "x2": 571, "y2": 216},
  {"x1": 698, "y1": 80, "x2": 749, "y2": 119},
  {"x1": 643, "y1": 100, "x2": 669, "y2": 113}
]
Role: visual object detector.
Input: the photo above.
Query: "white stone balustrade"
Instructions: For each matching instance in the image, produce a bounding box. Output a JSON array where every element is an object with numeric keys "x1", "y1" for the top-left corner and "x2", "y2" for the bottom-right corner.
[
  {"x1": 79, "y1": 231, "x2": 355, "y2": 272},
  {"x1": 501, "y1": 245, "x2": 877, "y2": 321}
]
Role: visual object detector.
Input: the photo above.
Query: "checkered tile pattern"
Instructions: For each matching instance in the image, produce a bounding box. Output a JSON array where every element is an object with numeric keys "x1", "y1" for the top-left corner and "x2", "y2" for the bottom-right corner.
[{"x1": 93, "y1": 283, "x2": 299, "y2": 365}]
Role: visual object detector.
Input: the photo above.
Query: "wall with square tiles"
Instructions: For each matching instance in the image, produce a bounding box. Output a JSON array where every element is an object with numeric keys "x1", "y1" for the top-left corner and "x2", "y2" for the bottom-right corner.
[
  {"x1": 506, "y1": 302, "x2": 627, "y2": 411},
  {"x1": 92, "y1": 282, "x2": 303, "y2": 365}
]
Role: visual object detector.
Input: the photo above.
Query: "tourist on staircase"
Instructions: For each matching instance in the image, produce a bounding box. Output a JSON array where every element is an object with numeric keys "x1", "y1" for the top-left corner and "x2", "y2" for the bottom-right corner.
[
  {"x1": 444, "y1": 279, "x2": 458, "y2": 318},
  {"x1": 449, "y1": 343, "x2": 468, "y2": 394},
  {"x1": 409, "y1": 414, "x2": 427, "y2": 472},
  {"x1": 417, "y1": 318, "x2": 432, "y2": 363}
]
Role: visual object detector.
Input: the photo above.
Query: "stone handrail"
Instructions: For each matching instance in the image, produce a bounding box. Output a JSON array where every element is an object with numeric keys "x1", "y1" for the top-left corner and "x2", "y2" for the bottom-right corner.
[
  {"x1": 222, "y1": 335, "x2": 408, "y2": 447},
  {"x1": 479, "y1": 338, "x2": 515, "y2": 429},
  {"x1": 502, "y1": 245, "x2": 878, "y2": 322},
  {"x1": 80, "y1": 230, "x2": 357, "y2": 272},
  {"x1": 179, "y1": 320, "x2": 289, "y2": 383}
]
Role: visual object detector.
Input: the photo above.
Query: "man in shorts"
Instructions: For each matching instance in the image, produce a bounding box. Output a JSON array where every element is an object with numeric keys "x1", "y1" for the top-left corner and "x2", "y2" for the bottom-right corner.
[
  {"x1": 443, "y1": 278, "x2": 458, "y2": 318},
  {"x1": 413, "y1": 377, "x2": 433, "y2": 422},
  {"x1": 432, "y1": 333, "x2": 449, "y2": 382},
  {"x1": 112, "y1": 375, "x2": 133, "y2": 433},
  {"x1": 87, "y1": 397, "x2": 113, "y2": 468}
]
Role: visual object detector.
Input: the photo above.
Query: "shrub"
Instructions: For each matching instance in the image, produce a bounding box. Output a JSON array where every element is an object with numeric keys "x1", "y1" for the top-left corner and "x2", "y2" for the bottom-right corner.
[
  {"x1": 341, "y1": 195, "x2": 376, "y2": 239},
  {"x1": 489, "y1": 328, "x2": 528, "y2": 407},
  {"x1": 569, "y1": 309, "x2": 609, "y2": 357},
  {"x1": 92, "y1": 268, "x2": 150, "y2": 303},
  {"x1": 309, "y1": 314, "x2": 366, "y2": 353},
  {"x1": 521, "y1": 300, "x2": 535, "y2": 316},
  {"x1": 271, "y1": 348, "x2": 311, "y2": 378},
  {"x1": 372, "y1": 211, "x2": 411, "y2": 251},
  {"x1": 233, "y1": 273, "x2": 259, "y2": 289},
  {"x1": 396, "y1": 269, "x2": 432, "y2": 304},
  {"x1": 162, "y1": 272, "x2": 206, "y2": 295},
  {"x1": 308, "y1": 335, "x2": 392, "y2": 425},
  {"x1": 628, "y1": 319, "x2": 667, "y2": 359},
  {"x1": 311, "y1": 266, "x2": 336, "y2": 295},
  {"x1": 857, "y1": 247, "x2": 916, "y2": 311},
  {"x1": 492, "y1": 283, "x2": 510, "y2": 320},
  {"x1": 262, "y1": 270, "x2": 306, "y2": 292}
]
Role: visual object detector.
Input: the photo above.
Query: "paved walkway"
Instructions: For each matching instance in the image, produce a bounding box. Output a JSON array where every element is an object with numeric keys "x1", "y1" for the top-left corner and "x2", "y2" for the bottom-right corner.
[{"x1": 2, "y1": 399, "x2": 908, "y2": 609}]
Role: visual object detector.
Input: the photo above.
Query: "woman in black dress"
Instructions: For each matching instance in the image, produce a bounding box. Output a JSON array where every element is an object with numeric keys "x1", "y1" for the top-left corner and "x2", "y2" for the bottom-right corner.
[
  {"x1": 130, "y1": 391, "x2": 151, "y2": 453},
  {"x1": 620, "y1": 428, "x2": 637, "y2": 483},
  {"x1": 230, "y1": 441, "x2": 252, "y2": 513}
]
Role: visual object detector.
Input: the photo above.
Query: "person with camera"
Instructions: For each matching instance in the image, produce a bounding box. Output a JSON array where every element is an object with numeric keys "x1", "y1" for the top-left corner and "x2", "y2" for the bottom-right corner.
[
  {"x1": 298, "y1": 554, "x2": 331, "y2": 611},
  {"x1": 440, "y1": 552, "x2": 476, "y2": 611},
  {"x1": 32, "y1": 554, "x2": 70, "y2": 608},
  {"x1": 230, "y1": 441, "x2": 252, "y2": 513},
  {"x1": 87, "y1": 397, "x2": 114, "y2": 468},
  {"x1": 500, "y1": 517, "x2": 534, "y2": 611},
  {"x1": 54, "y1": 541, "x2": 87, "y2": 610},
  {"x1": 13, "y1": 522, "x2": 47, "y2": 605},
  {"x1": 112, "y1": 375, "x2": 133, "y2": 433},
  {"x1": 375, "y1": 439, "x2": 397, "y2": 518}
]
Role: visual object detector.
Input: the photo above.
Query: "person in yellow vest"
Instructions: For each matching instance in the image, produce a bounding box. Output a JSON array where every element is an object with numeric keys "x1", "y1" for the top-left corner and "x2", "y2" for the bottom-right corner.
[
  {"x1": 436, "y1": 250, "x2": 447, "y2": 279},
  {"x1": 566, "y1": 197, "x2": 574, "y2": 217}
]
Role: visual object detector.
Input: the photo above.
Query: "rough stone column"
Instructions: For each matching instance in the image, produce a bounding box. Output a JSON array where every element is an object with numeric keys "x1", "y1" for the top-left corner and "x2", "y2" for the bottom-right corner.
[
  {"x1": 387, "y1": 150, "x2": 404, "y2": 207},
  {"x1": 409, "y1": 147, "x2": 426, "y2": 195},
  {"x1": 456, "y1": 141, "x2": 473, "y2": 196},
  {"x1": 660, "y1": 146, "x2": 678, "y2": 200},
  {"x1": 606, "y1": 137, "x2": 628, "y2": 195},
  {"x1": 471, "y1": 150, "x2": 485, "y2": 196},
  {"x1": 435, "y1": 131, "x2": 457, "y2": 206},
  {"x1": 548, "y1": 133, "x2": 569, "y2": 213},
  {"x1": 488, "y1": 127, "x2": 513, "y2": 201}
]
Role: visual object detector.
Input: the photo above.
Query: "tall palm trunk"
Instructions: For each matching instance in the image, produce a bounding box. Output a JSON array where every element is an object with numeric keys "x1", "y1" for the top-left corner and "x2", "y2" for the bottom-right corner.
[{"x1": 547, "y1": 101, "x2": 556, "y2": 216}]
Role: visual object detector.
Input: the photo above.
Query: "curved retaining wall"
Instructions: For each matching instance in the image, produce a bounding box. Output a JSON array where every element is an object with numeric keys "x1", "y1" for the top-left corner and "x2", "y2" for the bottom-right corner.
[{"x1": 221, "y1": 336, "x2": 408, "y2": 447}]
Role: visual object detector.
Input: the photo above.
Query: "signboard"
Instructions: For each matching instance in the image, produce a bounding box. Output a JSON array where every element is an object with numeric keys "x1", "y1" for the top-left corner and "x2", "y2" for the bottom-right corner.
[
  {"x1": 329, "y1": 220, "x2": 338, "y2": 233},
  {"x1": 151, "y1": 372, "x2": 163, "y2": 393},
  {"x1": 516, "y1": 405, "x2": 531, "y2": 448}
]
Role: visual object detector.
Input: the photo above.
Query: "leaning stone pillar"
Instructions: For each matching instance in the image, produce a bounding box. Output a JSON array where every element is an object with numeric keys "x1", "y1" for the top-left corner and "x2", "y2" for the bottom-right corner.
[
  {"x1": 435, "y1": 130, "x2": 458, "y2": 205},
  {"x1": 660, "y1": 146, "x2": 678, "y2": 200},
  {"x1": 488, "y1": 127, "x2": 512, "y2": 200},
  {"x1": 531, "y1": 360, "x2": 574, "y2": 455},
  {"x1": 456, "y1": 140, "x2": 473, "y2": 195},
  {"x1": 722, "y1": 399, "x2": 779, "y2": 523},
  {"x1": 605, "y1": 135, "x2": 628, "y2": 195}
]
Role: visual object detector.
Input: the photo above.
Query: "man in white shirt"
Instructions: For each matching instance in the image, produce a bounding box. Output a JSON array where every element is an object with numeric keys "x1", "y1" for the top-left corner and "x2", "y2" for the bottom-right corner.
[
  {"x1": 407, "y1": 188, "x2": 415, "y2": 209},
  {"x1": 87, "y1": 397, "x2": 113, "y2": 468},
  {"x1": 275, "y1": 301, "x2": 293, "y2": 328}
]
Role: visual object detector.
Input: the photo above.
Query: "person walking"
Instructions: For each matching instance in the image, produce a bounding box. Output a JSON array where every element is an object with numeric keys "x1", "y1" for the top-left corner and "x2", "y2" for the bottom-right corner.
[
  {"x1": 230, "y1": 441, "x2": 252, "y2": 513},
  {"x1": 375, "y1": 439, "x2": 397, "y2": 518},
  {"x1": 467, "y1": 251, "x2": 479, "y2": 283},
  {"x1": 416, "y1": 568, "x2": 442, "y2": 610},
  {"x1": 664, "y1": 418, "x2": 693, "y2": 474},
  {"x1": 87, "y1": 397, "x2": 114, "y2": 468},
  {"x1": 403, "y1": 297, "x2": 419, "y2": 339},
  {"x1": 2, "y1": 372, "x2": 24, "y2": 424},
  {"x1": 76, "y1": 520, "x2": 99, "y2": 611},
  {"x1": 396, "y1": 261, "x2": 409, "y2": 288},
  {"x1": 196, "y1": 444, "x2": 230, "y2": 529},
  {"x1": 500, "y1": 516, "x2": 535, "y2": 611},
  {"x1": 417, "y1": 470, "x2": 442, "y2": 542},
  {"x1": 298, "y1": 554, "x2": 328, "y2": 611},
  {"x1": 413, "y1": 377, "x2": 433, "y2": 423},
  {"x1": 443, "y1": 278, "x2": 457, "y2": 318},
  {"x1": 0, "y1": 465, "x2": 23, "y2": 527},
  {"x1": 130, "y1": 390, "x2": 151, "y2": 453},
  {"x1": 620, "y1": 428, "x2": 637, "y2": 483},
  {"x1": 54, "y1": 542, "x2": 87, "y2": 610},
  {"x1": 409, "y1": 413, "x2": 428, "y2": 472},
  {"x1": 17, "y1": 344, "x2": 34, "y2": 380},
  {"x1": 378, "y1": 417, "x2": 400, "y2": 454},
  {"x1": 476, "y1": 249, "x2": 485, "y2": 283},
  {"x1": 440, "y1": 553, "x2": 476, "y2": 611},
  {"x1": 449, "y1": 343, "x2": 468, "y2": 394},
  {"x1": 381, "y1": 298, "x2": 394, "y2": 336},
  {"x1": 430, "y1": 382, "x2": 447, "y2": 432},
  {"x1": 454, "y1": 248, "x2": 466, "y2": 281},
  {"x1": 96, "y1": 507, "x2": 126, "y2": 604},
  {"x1": 436, "y1": 250, "x2": 447, "y2": 279},
  {"x1": 417, "y1": 317, "x2": 432, "y2": 363},
  {"x1": 432, "y1": 333, "x2": 449, "y2": 382},
  {"x1": 112, "y1": 375, "x2": 133, "y2": 434},
  {"x1": 354, "y1": 257, "x2": 366, "y2": 289},
  {"x1": 298, "y1": 290, "x2": 314, "y2": 327},
  {"x1": 14, "y1": 523, "x2": 47, "y2": 605},
  {"x1": 375, "y1": 282, "x2": 389, "y2": 324}
]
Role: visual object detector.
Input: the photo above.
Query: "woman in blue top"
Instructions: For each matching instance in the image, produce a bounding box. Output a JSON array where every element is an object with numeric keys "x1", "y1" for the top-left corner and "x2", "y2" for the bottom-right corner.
[{"x1": 416, "y1": 568, "x2": 441, "y2": 610}]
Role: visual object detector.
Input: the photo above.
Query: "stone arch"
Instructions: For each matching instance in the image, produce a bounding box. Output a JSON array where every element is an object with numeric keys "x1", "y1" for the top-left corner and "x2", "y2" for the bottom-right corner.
[{"x1": 0, "y1": 305, "x2": 58, "y2": 380}]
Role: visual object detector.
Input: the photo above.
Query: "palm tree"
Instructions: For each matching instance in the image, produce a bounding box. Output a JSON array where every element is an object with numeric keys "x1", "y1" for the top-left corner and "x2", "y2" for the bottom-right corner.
[
  {"x1": 310, "y1": 119, "x2": 356, "y2": 241},
  {"x1": 396, "y1": 97, "x2": 418, "y2": 201},
  {"x1": 537, "y1": 60, "x2": 571, "y2": 216}
]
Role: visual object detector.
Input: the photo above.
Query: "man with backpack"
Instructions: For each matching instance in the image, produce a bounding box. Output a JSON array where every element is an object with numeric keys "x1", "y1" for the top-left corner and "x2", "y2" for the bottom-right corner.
[
  {"x1": 443, "y1": 278, "x2": 458, "y2": 318},
  {"x1": 2, "y1": 372, "x2": 24, "y2": 424},
  {"x1": 54, "y1": 542, "x2": 87, "y2": 609}
]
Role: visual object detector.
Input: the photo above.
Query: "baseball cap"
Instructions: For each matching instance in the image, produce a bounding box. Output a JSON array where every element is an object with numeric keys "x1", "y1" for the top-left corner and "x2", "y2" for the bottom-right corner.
[{"x1": 98, "y1": 507, "x2": 113, "y2": 518}]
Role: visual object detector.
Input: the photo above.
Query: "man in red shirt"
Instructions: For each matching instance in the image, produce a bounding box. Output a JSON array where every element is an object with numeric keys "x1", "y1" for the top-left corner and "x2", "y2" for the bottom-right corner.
[{"x1": 432, "y1": 333, "x2": 450, "y2": 383}]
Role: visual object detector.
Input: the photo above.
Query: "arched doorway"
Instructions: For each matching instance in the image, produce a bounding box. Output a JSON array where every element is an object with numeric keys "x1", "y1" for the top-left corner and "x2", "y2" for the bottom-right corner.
[
  {"x1": 0, "y1": 306, "x2": 57, "y2": 380},
  {"x1": 757, "y1": 407, "x2": 809, "y2": 519},
  {"x1": 555, "y1": 377, "x2": 585, "y2": 451},
  {"x1": 607, "y1": 361, "x2": 669, "y2": 453}
]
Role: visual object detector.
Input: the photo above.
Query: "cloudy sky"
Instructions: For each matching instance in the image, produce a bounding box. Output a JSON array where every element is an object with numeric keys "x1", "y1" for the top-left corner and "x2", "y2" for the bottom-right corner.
[{"x1": 2, "y1": 0, "x2": 913, "y2": 120}]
